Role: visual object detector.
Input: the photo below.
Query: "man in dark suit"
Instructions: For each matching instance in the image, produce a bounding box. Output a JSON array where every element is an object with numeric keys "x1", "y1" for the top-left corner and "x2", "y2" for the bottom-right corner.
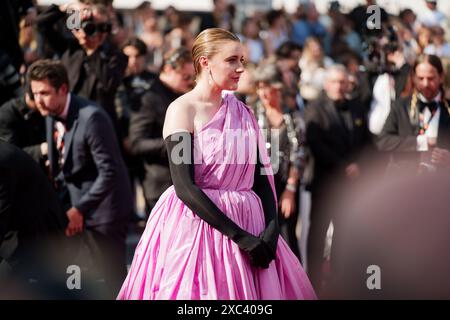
[
  {"x1": 29, "y1": 59, "x2": 133, "y2": 298},
  {"x1": 305, "y1": 65, "x2": 371, "y2": 293},
  {"x1": 0, "y1": 88, "x2": 46, "y2": 167},
  {"x1": 129, "y1": 48, "x2": 195, "y2": 213},
  {"x1": 116, "y1": 38, "x2": 156, "y2": 222},
  {"x1": 36, "y1": 2, "x2": 127, "y2": 136},
  {"x1": 378, "y1": 54, "x2": 450, "y2": 171},
  {"x1": 0, "y1": 140, "x2": 67, "y2": 298},
  {"x1": 116, "y1": 37, "x2": 157, "y2": 142}
]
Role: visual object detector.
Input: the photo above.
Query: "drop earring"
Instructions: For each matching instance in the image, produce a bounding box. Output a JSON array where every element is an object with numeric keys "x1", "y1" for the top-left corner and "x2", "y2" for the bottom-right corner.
[{"x1": 208, "y1": 68, "x2": 214, "y2": 86}]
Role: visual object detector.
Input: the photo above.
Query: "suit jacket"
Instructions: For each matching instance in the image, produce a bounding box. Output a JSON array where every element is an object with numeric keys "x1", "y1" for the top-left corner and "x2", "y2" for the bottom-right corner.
[
  {"x1": 377, "y1": 96, "x2": 450, "y2": 153},
  {"x1": 0, "y1": 51, "x2": 22, "y2": 106},
  {"x1": 0, "y1": 141, "x2": 65, "y2": 247},
  {"x1": 46, "y1": 95, "x2": 132, "y2": 226},
  {"x1": 36, "y1": 5, "x2": 128, "y2": 132},
  {"x1": 0, "y1": 98, "x2": 46, "y2": 164},
  {"x1": 305, "y1": 94, "x2": 371, "y2": 191},
  {"x1": 128, "y1": 78, "x2": 179, "y2": 206},
  {"x1": 61, "y1": 42, "x2": 127, "y2": 128},
  {"x1": 393, "y1": 63, "x2": 411, "y2": 100}
]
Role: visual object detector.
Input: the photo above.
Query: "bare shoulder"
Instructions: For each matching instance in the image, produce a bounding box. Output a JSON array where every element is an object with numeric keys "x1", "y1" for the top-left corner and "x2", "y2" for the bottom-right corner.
[{"x1": 163, "y1": 94, "x2": 195, "y2": 139}]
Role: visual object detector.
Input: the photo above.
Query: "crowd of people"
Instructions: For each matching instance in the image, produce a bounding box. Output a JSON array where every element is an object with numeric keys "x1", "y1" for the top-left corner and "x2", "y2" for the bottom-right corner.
[{"x1": 1, "y1": 0, "x2": 450, "y2": 299}]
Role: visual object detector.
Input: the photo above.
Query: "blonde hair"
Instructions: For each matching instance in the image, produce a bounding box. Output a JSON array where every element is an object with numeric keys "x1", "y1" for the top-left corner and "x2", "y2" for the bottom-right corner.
[{"x1": 191, "y1": 28, "x2": 240, "y2": 76}]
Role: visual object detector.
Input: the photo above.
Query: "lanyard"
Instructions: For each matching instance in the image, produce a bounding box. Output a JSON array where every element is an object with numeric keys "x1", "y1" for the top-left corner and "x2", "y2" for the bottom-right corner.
[{"x1": 418, "y1": 108, "x2": 437, "y2": 135}]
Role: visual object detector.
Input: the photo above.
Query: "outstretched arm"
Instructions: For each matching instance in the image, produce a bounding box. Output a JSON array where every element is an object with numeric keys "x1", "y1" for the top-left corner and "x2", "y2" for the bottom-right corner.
[{"x1": 35, "y1": 4, "x2": 72, "y2": 56}]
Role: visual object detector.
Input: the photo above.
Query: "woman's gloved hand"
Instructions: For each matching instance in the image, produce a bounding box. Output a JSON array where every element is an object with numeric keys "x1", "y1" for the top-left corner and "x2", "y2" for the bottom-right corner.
[{"x1": 234, "y1": 231, "x2": 274, "y2": 269}]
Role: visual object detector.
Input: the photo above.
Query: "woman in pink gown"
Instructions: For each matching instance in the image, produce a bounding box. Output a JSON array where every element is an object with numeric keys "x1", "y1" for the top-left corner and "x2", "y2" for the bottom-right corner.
[{"x1": 117, "y1": 28, "x2": 316, "y2": 300}]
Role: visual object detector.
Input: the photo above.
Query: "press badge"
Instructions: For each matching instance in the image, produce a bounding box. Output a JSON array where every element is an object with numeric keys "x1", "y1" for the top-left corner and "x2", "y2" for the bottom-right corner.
[{"x1": 417, "y1": 134, "x2": 428, "y2": 152}]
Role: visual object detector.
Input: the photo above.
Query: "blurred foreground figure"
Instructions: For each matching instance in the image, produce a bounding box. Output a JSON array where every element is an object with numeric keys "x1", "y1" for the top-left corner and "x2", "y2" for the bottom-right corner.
[
  {"x1": 328, "y1": 169, "x2": 450, "y2": 299},
  {"x1": 305, "y1": 65, "x2": 371, "y2": 292},
  {"x1": 0, "y1": 141, "x2": 68, "y2": 299}
]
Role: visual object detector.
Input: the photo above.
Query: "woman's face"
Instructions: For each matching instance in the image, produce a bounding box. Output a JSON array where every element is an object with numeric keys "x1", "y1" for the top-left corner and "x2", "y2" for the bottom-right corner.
[
  {"x1": 418, "y1": 29, "x2": 431, "y2": 47},
  {"x1": 307, "y1": 40, "x2": 322, "y2": 60},
  {"x1": 206, "y1": 41, "x2": 245, "y2": 91},
  {"x1": 123, "y1": 45, "x2": 146, "y2": 76}
]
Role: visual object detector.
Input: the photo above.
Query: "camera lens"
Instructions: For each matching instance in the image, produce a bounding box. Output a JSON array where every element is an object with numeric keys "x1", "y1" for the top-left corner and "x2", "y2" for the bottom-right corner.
[{"x1": 81, "y1": 20, "x2": 97, "y2": 36}]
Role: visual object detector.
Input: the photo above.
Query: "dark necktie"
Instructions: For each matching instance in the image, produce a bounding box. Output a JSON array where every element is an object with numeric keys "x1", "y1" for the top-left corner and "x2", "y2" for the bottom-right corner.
[
  {"x1": 53, "y1": 115, "x2": 66, "y2": 123},
  {"x1": 53, "y1": 119, "x2": 66, "y2": 168},
  {"x1": 335, "y1": 100, "x2": 349, "y2": 111},
  {"x1": 419, "y1": 100, "x2": 438, "y2": 114}
]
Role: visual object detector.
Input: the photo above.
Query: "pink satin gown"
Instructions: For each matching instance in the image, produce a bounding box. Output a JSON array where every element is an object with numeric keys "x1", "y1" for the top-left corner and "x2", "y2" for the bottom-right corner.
[{"x1": 117, "y1": 93, "x2": 316, "y2": 300}]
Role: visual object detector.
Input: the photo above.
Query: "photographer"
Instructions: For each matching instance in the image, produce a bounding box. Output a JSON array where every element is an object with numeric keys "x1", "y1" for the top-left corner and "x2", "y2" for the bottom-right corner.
[
  {"x1": 365, "y1": 27, "x2": 411, "y2": 135},
  {"x1": 0, "y1": 83, "x2": 46, "y2": 168},
  {"x1": 36, "y1": 2, "x2": 127, "y2": 136},
  {"x1": 349, "y1": 0, "x2": 389, "y2": 39}
]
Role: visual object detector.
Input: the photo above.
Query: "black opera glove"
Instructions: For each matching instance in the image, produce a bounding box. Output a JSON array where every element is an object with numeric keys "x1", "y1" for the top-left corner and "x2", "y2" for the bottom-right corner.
[{"x1": 252, "y1": 146, "x2": 280, "y2": 262}]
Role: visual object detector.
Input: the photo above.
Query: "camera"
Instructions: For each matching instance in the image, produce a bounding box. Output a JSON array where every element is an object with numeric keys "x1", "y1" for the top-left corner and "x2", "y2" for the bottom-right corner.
[
  {"x1": 362, "y1": 25, "x2": 400, "y2": 75},
  {"x1": 80, "y1": 19, "x2": 112, "y2": 37}
]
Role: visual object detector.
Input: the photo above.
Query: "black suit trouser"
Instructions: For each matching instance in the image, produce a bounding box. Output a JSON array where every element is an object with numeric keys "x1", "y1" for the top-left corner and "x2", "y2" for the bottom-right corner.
[
  {"x1": 71, "y1": 221, "x2": 128, "y2": 299},
  {"x1": 307, "y1": 189, "x2": 333, "y2": 293}
]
